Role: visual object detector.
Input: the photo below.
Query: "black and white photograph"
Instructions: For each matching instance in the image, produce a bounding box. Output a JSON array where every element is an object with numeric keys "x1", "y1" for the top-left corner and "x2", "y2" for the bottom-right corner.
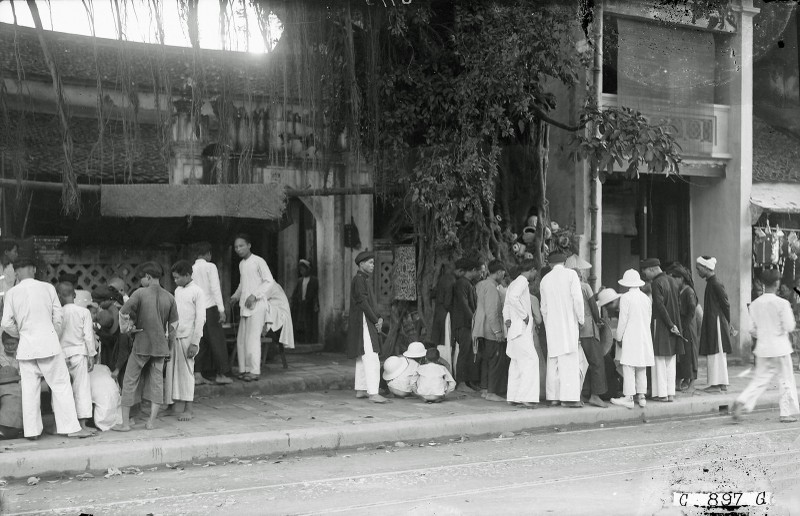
[{"x1": 0, "y1": 0, "x2": 799, "y2": 514}]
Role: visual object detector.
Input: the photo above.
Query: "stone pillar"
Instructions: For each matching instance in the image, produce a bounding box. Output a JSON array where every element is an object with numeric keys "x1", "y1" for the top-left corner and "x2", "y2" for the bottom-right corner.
[
  {"x1": 690, "y1": 0, "x2": 757, "y2": 357},
  {"x1": 300, "y1": 196, "x2": 339, "y2": 344},
  {"x1": 277, "y1": 200, "x2": 301, "y2": 290}
]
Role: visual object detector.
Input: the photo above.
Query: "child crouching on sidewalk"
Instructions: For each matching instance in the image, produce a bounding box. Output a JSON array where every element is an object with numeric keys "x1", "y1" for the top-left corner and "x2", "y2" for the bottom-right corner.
[
  {"x1": 57, "y1": 282, "x2": 98, "y2": 433},
  {"x1": 412, "y1": 348, "x2": 456, "y2": 403},
  {"x1": 165, "y1": 261, "x2": 206, "y2": 421}
]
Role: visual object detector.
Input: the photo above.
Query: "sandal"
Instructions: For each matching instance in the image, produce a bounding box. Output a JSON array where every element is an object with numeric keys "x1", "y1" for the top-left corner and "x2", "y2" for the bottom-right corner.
[{"x1": 242, "y1": 373, "x2": 259, "y2": 382}]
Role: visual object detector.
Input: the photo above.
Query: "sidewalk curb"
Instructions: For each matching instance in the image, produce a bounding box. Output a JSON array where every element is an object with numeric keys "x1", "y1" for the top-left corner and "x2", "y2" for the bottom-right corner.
[{"x1": 0, "y1": 391, "x2": 779, "y2": 479}]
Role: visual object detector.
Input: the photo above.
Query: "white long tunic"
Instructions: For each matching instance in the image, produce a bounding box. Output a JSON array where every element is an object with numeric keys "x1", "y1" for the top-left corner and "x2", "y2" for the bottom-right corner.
[
  {"x1": 503, "y1": 276, "x2": 536, "y2": 361},
  {"x1": 539, "y1": 265, "x2": 584, "y2": 358},
  {"x1": 616, "y1": 288, "x2": 655, "y2": 367},
  {"x1": 265, "y1": 282, "x2": 295, "y2": 349},
  {"x1": 174, "y1": 282, "x2": 207, "y2": 346},
  {"x1": 233, "y1": 254, "x2": 274, "y2": 318}
]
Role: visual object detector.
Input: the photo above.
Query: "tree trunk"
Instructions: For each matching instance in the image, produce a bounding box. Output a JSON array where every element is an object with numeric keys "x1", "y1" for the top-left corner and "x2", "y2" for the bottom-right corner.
[{"x1": 531, "y1": 119, "x2": 550, "y2": 269}]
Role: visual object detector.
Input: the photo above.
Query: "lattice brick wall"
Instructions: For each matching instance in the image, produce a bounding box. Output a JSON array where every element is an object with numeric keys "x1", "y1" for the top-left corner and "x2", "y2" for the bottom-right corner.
[{"x1": 41, "y1": 262, "x2": 144, "y2": 291}]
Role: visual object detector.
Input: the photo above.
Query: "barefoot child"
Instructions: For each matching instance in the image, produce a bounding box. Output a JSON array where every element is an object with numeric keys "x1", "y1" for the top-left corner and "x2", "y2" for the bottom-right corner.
[
  {"x1": 165, "y1": 261, "x2": 206, "y2": 421},
  {"x1": 114, "y1": 262, "x2": 178, "y2": 432},
  {"x1": 56, "y1": 282, "x2": 98, "y2": 433}
]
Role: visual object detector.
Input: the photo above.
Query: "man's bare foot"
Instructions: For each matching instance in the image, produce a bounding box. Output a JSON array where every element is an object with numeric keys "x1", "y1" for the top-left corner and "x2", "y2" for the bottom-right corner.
[
  {"x1": 455, "y1": 382, "x2": 475, "y2": 393},
  {"x1": 194, "y1": 373, "x2": 208, "y2": 385},
  {"x1": 588, "y1": 395, "x2": 608, "y2": 408},
  {"x1": 368, "y1": 394, "x2": 389, "y2": 403},
  {"x1": 178, "y1": 412, "x2": 193, "y2": 421},
  {"x1": 145, "y1": 421, "x2": 156, "y2": 430},
  {"x1": 26, "y1": 435, "x2": 40, "y2": 441},
  {"x1": 215, "y1": 375, "x2": 233, "y2": 385},
  {"x1": 485, "y1": 393, "x2": 505, "y2": 402},
  {"x1": 112, "y1": 424, "x2": 131, "y2": 432},
  {"x1": 355, "y1": 390, "x2": 369, "y2": 399},
  {"x1": 67, "y1": 429, "x2": 95, "y2": 438}
]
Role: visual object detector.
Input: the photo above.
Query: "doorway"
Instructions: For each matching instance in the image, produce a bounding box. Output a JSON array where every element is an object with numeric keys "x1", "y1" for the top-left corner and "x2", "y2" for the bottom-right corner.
[{"x1": 602, "y1": 175, "x2": 691, "y2": 288}]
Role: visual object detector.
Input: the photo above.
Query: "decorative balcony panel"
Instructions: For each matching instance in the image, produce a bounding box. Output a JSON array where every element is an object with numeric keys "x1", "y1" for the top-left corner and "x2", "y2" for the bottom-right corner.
[{"x1": 601, "y1": 94, "x2": 730, "y2": 159}]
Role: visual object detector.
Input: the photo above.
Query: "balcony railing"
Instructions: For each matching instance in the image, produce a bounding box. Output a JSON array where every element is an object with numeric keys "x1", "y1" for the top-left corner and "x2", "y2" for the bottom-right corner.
[{"x1": 601, "y1": 94, "x2": 730, "y2": 159}]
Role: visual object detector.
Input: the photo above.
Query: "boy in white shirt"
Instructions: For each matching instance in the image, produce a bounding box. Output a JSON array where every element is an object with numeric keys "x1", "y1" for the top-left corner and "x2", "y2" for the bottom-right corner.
[
  {"x1": 56, "y1": 282, "x2": 98, "y2": 433},
  {"x1": 165, "y1": 261, "x2": 206, "y2": 421},
  {"x1": 732, "y1": 268, "x2": 799, "y2": 423},
  {"x1": 413, "y1": 348, "x2": 456, "y2": 403}
]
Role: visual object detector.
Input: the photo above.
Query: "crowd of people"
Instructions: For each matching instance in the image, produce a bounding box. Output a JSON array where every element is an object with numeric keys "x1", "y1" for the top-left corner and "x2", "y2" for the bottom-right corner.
[
  {"x1": 0, "y1": 235, "x2": 298, "y2": 438},
  {"x1": 346, "y1": 249, "x2": 799, "y2": 423},
  {"x1": 0, "y1": 232, "x2": 798, "y2": 440}
]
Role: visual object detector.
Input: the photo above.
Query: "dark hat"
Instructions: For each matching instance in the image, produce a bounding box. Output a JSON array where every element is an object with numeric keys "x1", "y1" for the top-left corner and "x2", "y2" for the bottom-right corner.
[
  {"x1": 355, "y1": 250, "x2": 375, "y2": 265},
  {"x1": 640, "y1": 258, "x2": 661, "y2": 269},
  {"x1": 92, "y1": 286, "x2": 115, "y2": 302},
  {"x1": 13, "y1": 253, "x2": 36, "y2": 269},
  {"x1": 0, "y1": 365, "x2": 20, "y2": 385},
  {"x1": 548, "y1": 252, "x2": 567, "y2": 264},
  {"x1": 666, "y1": 263, "x2": 693, "y2": 288}
]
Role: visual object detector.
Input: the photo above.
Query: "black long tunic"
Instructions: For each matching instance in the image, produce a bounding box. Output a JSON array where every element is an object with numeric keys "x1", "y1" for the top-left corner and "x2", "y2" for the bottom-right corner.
[
  {"x1": 346, "y1": 271, "x2": 382, "y2": 359},
  {"x1": 650, "y1": 273, "x2": 684, "y2": 356},
  {"x1": 699, "y1": 275, "x2": 732, "y2": 355}
]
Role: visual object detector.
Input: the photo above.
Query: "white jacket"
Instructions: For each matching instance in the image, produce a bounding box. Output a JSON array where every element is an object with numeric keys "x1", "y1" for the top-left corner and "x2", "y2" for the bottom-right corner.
[{"x1": 616, "y1": 288, "x2": 655, "y2": 367}]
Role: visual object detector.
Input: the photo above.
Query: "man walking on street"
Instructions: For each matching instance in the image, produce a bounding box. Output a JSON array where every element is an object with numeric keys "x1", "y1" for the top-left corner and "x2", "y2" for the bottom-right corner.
[
  {"x1": 641, "y1": 258, "x2": 683, "y2": 402},
  {"x1": 696, "y1": 256, "x2": 732, "y2": 393},
  {"x1": 231, "y1": 234, "x2": 274, "y2": 382},
  {"x1": 732, "y1": 268, "x2": 799, "y2": 423},
  {"x1": 1, "y1": 255, "x2": 92, "y2": 439},
  {"x1": 472, "y1": 260, "x2": 507, "y2": 402},
  {"x1": 192, "y1": 242, "x2": 232, "y2": 385},
  {"x1": 113, "y1": 262, "x2": 178, "y2": 431},
  {"x1": 540, "y1": 252, "x2": 585, "y2": 408},
  {"x1": 346, "y1": 251, "x2": 388, "y2": 404},
  {"x1": 452, "y1": 258, "x2": 480, "y2": 392}
]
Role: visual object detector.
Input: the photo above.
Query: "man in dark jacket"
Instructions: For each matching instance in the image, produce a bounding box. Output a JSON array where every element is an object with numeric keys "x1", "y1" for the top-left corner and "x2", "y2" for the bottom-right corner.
[
  {"x1": 641, "y1": 258, "x2": 683, "y2": 402},
  {"x1": 451, "y1": 258, "x2": 479, "y2": 392},
  {"x1": 696, "y1": 256, "x2": 733, "y2": 393},
  {"x1": 346, "y1": 251, "x2": 388, "y2": 403}
]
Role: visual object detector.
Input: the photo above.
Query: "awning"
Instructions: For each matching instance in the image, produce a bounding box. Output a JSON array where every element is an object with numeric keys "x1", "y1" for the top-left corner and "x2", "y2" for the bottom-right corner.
[
  {"x1": 100, "y1": 184, "x2": 286, "y2": 220},
  {"x1": 750, "y1": 183, "x2": 800, "y2": 224}
]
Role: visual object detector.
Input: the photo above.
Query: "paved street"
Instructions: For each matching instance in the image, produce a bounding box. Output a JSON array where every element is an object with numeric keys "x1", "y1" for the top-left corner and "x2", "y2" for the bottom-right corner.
[{"x1": 2, "y1": 411, "x2": 798, "y2": 515}]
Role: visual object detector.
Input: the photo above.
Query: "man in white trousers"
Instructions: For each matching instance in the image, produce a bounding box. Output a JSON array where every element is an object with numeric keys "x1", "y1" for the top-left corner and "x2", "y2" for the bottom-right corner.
[
  {"x1": 231, "y1": 234, "x2": 274, "y2": 382},
  {"x1": 641, "y1": 258, "x2": 683, "y2": 402},
  {"x1": 346, "y1": 251, "x2": 388, "y2": 403},
  {"x1": 540, "y1": 252, "x2": 585, "y2": 408},
  {"x1": 610, "y1": 270, "x2": 655, "y2": 409},
  {"x1": 732, "y1": 268, "x2": 799, "y2": 423},
  {"x1": 503, "y1": 259, "x2": 540, "y2": 408},
  {"x1": 1, "y1": 255, "x2": 92, "y2": 439}
]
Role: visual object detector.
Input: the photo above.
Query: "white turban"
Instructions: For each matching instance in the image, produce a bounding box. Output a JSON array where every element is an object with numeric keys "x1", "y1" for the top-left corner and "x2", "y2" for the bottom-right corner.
[{"x1": 696, "y1": 256, "x2": 716, "y2": 271}]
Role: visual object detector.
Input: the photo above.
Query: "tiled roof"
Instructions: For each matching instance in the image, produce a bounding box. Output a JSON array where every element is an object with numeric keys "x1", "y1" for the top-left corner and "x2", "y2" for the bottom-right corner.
[
  {"x1": 0, "y1": 22, "x2": 288, "y2": 97},
  {"x1": 753, "y1": 116, "x2": 800, "y2": 184},
  {"x1": 0, "y1": 112, "x2": 168, "y2": 184}
]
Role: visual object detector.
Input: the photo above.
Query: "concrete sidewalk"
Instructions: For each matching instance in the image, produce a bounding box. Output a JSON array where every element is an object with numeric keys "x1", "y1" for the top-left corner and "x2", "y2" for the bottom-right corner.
[
  {"x1": 194, "y1": 352, "x2": 354, "y2": 398},
  {"x1": 1, "y1": 361, "x2": 796, "y2": 480}
]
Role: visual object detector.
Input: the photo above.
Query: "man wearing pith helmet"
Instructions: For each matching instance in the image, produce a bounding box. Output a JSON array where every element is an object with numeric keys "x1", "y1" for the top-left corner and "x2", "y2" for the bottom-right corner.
[{"x1": 346, "y1": 251, "x2": 388, "y2": 403}]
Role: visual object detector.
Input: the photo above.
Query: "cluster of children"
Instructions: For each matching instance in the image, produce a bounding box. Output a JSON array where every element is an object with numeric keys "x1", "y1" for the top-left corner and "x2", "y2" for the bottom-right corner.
[
  {"x1": 0, "y1": 254, "x2": 209, "y2": 439},
  {"x1": 382, "y1": 342, "x2": 456, "y2": 403}
]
